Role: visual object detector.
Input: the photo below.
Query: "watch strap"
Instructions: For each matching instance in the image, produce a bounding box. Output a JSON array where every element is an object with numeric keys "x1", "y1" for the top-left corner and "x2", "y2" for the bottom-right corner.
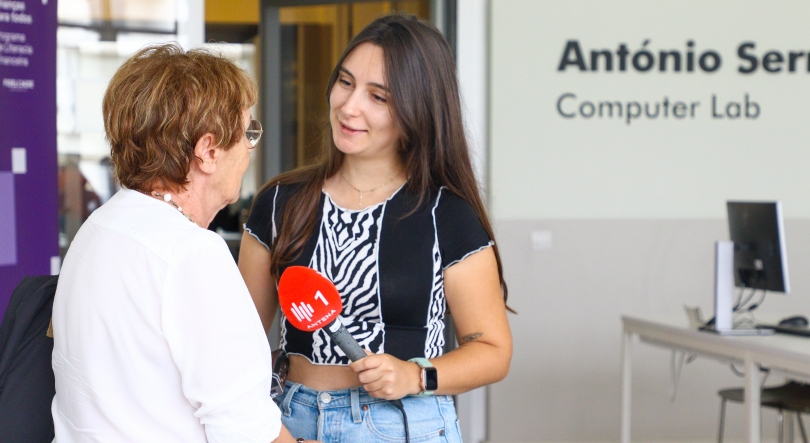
[{"x1": 408, "y1": 357, "x2": 435, "y2": 397}]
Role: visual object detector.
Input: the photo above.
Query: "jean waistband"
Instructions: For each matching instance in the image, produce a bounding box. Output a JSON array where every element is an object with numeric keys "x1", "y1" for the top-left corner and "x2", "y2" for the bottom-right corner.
[
  {"x1": 282, "y1": 381, "x2": 387, "y2": 423},
  {"x1": 282, "y1": 381, "x2": 389, "y2": 409},
  {"x1": 279, "y1": 381, "x2": 454, "y2": 419}
]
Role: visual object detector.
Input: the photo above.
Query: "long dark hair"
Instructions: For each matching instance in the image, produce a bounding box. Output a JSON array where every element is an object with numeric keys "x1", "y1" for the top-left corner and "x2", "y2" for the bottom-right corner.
[{"x1": 259, "y1": 13, "x2": 510, "y2": 306}]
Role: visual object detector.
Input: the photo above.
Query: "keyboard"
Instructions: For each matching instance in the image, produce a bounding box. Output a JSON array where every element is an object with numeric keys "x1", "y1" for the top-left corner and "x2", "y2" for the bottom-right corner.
[{"x1": 764, "y1": 324, "x2": 810, "y2": 338}]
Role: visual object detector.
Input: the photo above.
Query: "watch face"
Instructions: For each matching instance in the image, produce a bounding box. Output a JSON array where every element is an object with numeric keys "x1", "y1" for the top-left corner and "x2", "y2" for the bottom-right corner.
[{"x1": 424, "y1": 367, "x2": 438, "y2": 391}]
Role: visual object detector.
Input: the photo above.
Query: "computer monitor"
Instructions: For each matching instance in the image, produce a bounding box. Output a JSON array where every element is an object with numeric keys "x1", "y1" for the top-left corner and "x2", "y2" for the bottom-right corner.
[{"x1": 727, "y1": 201, "x2": 790, "y2": 294}]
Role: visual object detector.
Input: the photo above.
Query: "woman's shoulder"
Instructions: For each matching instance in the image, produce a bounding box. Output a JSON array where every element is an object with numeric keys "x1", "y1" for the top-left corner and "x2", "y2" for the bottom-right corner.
[
  {"x1": 382, "y1": 185, "x2": 474, "y2": 221},
  {"x1": 251, "y1": 182, "x2": 304, "y2": 213},
  {"x1": 433, "y1": 187, "x2": 476, "y2": 215},
  {"x1": 138, "y1": 221, "x2": 228, "y2": 270},
  {"x1": 254, "y1": 181, "x2": 300, "y2": 201},
  {"x1": 396, "y1": 185, "x2": 468, "y2": 207},
  {"x1": 245, "y1": 181, "x2": 313, "y2": 244},
  {"x1": 432, "y1": 187, "x2": 492, "y2": 264}
]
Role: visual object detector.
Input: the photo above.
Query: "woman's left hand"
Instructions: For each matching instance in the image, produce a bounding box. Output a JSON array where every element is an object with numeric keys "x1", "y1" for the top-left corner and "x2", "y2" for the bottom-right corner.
[{"x1": 349, "y1": 352, "x2": 421, "y2": 400}]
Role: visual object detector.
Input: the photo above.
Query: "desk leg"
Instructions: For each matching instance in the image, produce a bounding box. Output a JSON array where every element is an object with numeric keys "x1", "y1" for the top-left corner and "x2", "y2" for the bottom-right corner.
[
  {"x1": 621, "y1": 331, "x2": 636, "y2": 443},
  {"x1": 744, "y1": 354, "x2": 761, "y2": 443}
]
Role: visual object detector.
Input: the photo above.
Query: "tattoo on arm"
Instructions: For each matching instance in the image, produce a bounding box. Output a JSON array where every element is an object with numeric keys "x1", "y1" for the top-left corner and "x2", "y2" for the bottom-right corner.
[{"x1": 461, "y1": 332, "x2": 483, "y2": 343}]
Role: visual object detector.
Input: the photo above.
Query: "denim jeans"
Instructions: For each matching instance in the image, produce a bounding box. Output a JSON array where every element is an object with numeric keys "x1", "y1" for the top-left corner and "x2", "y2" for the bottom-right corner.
[{"x1": 276, "y1": 382, "x2": 463, "y2": 443}]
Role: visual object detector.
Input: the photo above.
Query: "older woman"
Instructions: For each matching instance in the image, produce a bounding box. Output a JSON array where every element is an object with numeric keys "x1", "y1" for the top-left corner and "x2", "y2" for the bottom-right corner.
[{"x1": 51, "y1": 44, "x2": 310, "y2": 443}]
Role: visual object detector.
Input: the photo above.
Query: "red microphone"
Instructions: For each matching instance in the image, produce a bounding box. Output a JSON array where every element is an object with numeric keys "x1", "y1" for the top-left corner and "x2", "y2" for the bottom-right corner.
[
  {"x1": 280, "y1": 267, "x2": 411, "y2": 440},
  {"x1": 277, "y1": 266, "x2": 366, "y2": 361}
]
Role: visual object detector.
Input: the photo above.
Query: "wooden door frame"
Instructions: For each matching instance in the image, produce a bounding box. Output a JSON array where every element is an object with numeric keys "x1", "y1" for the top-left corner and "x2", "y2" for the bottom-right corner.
[{"x1": 257, "y1": 0, "x2": 456, "y2": 183}]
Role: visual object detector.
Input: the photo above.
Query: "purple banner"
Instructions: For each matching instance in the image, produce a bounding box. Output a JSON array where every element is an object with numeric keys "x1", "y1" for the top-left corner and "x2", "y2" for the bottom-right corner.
[
  {"x1": 0, "y1": 172, "x2": 16, "y2": 266},
  {"x1": 0, "y1": 0, "x2": 58, "y2": 317}
]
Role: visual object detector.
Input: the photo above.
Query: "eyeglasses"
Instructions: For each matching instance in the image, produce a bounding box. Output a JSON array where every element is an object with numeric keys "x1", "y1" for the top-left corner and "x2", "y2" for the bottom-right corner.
[{"x1": 246, "y1": 119, "x2": 263, "y2": 147}]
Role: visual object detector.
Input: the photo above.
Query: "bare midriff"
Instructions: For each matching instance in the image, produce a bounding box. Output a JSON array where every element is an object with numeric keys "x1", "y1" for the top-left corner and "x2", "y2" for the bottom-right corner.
[{"x1": 286, "y1": 355, "x2": 362, "y2": 391}]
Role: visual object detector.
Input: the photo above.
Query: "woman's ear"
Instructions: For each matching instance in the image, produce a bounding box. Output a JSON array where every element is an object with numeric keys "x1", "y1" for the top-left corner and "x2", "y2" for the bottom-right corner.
[{"x1": 193, "y1": 133, "x2": 219, "y2": 175}]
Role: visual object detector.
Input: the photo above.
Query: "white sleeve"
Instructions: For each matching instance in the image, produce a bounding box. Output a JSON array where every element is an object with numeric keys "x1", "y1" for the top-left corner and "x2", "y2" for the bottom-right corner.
[{"x1": 161, "y1": 234, "x2": 282, "y2": 442}]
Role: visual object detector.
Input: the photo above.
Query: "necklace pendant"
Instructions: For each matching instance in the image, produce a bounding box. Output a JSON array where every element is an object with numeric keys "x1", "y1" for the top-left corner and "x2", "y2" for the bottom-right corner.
[{"x1": 339, "y1": 170, "x2": 400, "y2": 209}]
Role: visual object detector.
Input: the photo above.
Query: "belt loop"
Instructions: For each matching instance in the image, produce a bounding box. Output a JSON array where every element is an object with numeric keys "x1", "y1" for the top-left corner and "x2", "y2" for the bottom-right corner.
[
  {"x1": 282, "y1": 383, "x2": 302, "y2": 417},
  {"x1": 350, "y1": 387, "x2": 362, "y2": 423}
]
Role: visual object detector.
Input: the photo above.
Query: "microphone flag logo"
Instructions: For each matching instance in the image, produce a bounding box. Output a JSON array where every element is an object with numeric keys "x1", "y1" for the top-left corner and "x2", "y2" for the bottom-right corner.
[{"x1": 290, "y1": 301, "x2": 314, "y2": 322}]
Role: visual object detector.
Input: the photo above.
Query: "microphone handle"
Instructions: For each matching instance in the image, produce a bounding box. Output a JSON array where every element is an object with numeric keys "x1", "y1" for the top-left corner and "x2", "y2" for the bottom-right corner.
[
  {"x1": 325, "y1": 318, "x2": 367, "y2": 361},
  {"x1": 326, "y1": 317, "x2": 410, "y2": 443}
]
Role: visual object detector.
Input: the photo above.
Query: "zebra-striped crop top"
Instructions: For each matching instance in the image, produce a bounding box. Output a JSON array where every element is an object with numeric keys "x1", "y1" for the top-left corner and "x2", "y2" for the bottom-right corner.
[{"x1": 244, "y1": 183, "x2": 493, "y2": 365}]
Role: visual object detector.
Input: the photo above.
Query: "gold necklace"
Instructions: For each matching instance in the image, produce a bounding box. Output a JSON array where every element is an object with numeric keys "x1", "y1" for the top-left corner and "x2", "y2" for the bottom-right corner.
[{"x1": 339, "y1": 170, "x2": 398, "y2": 208}]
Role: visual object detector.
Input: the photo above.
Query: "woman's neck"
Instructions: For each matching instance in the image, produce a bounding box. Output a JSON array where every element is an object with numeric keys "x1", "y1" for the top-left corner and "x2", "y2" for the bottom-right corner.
[
  {"x1": 339, "y1": 155, "x2": 404, "y2": 189},
  {"x1": 324, "y1": 156, "x2": 406, "y2": 210},
  {"x1": 147, "y1": 186, "x2": 218, "y2": 228}
]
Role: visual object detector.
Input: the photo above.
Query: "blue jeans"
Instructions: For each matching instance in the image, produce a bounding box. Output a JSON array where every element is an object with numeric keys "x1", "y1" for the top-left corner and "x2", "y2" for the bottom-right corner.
[{"x1": 276, "y1": 382, "x2": 463, "y2": 443}]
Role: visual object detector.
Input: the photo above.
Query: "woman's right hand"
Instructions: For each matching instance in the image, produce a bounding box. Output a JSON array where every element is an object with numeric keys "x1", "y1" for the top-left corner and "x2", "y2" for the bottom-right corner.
[{"x1": 349, "y1": 351, "x2": 422, "y2": 400}]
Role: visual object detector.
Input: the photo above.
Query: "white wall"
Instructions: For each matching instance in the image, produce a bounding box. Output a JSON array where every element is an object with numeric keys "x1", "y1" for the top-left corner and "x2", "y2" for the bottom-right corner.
[
  {"x1": 458, "y1": 0, "x2": 490, "y2": 194},
  {"x1": 488, "y1": 1, "x2": 810, "y2": 442},
  {"x1": 491, "y1": 0, "x2": 810, "y2": 220},
  {"x1": 456, "y1": 2, "x2": 491, "y2": 442}
]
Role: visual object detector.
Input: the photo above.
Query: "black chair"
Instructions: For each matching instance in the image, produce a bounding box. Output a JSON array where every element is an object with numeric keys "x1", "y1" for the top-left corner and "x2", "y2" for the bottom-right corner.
[
  {"x1": 0, "y1": 275, "x2": 58, "y2": 443},
  {"x1": 719, "y1": 381, "x2": 810, "y2": 443}
]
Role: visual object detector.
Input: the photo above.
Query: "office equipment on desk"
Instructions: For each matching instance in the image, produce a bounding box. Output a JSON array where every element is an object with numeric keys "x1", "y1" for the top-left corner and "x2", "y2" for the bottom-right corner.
[
  {"x1": 621, "y1": 315, "x2": 810, "y2": 443},
  {"x1": 780, "y1": 316, "x2": 809, "y2": 328},
  {"x1": 713, "y1": 201, "x2": 789, "y2": 336},
  {"x1": 756, "y1": 317, "x2": 810, "y2": 338},
  {"x1": 768, "y1": 324, "x2": 810, "y2": 338},
  {"x1": 728, "y1": 202, "x2": 790, "y2": 293}
]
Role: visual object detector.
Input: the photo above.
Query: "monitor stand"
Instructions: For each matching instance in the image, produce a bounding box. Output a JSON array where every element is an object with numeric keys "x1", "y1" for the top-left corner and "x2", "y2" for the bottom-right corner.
[
  {"x1": 713, "y1": 325, "x2": 774, "y2": 336},
  {"x1": 712, "y1": 241, "x2": 775, "y2": 336}
]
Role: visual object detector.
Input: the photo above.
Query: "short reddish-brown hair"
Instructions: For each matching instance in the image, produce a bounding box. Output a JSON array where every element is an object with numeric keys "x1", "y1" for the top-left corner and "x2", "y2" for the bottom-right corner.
[{"x1": 103, "y1": 43, "x2": 257, "y2": 193}]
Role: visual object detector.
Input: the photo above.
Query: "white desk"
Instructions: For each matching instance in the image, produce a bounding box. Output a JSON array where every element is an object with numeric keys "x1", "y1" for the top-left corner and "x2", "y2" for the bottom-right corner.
[{"x1": 621, "y1": 316, "x2": 810, "y2": 443}]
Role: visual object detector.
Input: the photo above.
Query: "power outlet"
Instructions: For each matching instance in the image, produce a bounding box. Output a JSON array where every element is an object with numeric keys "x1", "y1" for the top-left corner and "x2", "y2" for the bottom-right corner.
[{"x1": 531, "y1": 230, "x2": 552, "y2": 251}]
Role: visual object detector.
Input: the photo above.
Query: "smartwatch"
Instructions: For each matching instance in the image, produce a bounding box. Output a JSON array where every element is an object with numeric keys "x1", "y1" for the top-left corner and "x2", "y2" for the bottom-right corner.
[{"x1": 408, "y1": 357, "x2": 437, "y2": 396}]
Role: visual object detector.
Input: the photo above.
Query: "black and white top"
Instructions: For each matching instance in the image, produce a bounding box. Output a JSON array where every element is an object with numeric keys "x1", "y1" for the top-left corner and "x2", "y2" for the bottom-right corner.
[{"x1": 245, "y1": 183, "x2": 493, "y2": 365}]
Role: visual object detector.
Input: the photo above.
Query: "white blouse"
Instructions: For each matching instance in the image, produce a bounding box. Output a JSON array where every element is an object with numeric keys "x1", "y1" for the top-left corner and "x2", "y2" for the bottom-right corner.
[{"x1": 52, "y1": 189, "x2": 281, "y2": 442}]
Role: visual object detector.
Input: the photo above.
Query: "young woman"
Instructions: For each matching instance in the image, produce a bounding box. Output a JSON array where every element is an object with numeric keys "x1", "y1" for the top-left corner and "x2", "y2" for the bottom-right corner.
[{"x1": 239, "y1": 14, "x2": 512, "y2": 443}]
